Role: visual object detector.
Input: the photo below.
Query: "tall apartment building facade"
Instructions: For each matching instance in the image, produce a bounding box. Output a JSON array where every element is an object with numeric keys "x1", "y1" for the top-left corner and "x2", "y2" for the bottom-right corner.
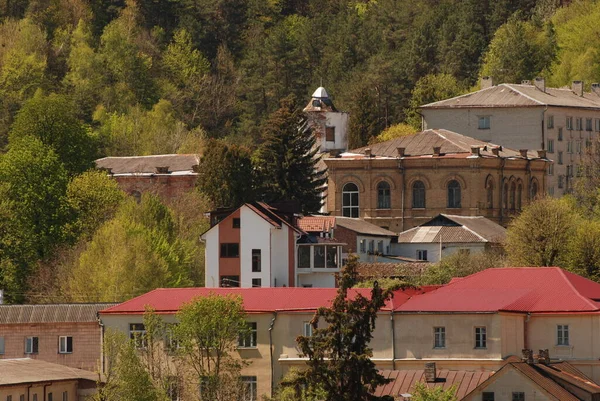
[{"x1": 421, "y1": 78, "x2": 600, "y2": 197}]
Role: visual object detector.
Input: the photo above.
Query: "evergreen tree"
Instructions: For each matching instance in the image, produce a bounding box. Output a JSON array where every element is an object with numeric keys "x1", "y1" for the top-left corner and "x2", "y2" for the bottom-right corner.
[
  {"x1": 254, "y1": 96, "x2": 327, "y2": 214},
  {"x1": 292, "y1": 254, "x2": 394, "y2": 401}
]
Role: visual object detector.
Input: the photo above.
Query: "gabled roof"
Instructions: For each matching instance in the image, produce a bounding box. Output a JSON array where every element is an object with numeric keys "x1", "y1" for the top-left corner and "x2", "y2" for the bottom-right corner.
[
  {"x1": 95, "y1": 154, "x2": 199, "y2": 175},
  {"x1": 0, "y1": 359, "x2": 98, "y2": 385},
  {"x1": 297, "y1": 216, "x2": 336, "y2": 233},
  {"x1": 335, "y1": 217, "x2": 398, "y2": 237},
  {"x1": 100, "y1": 287, "x2": 434, "y2": 315},
  {"x1": 0, "y1": 303, "x2": 117, "y2": 324},
  {"x1": 397, "y1": 214, "x2": 506, "y2": 244},
  {"x1": 396, "y1": 267, "x2": 600, "y2": 313},
  {"x1": 336, "y1": 129, "x2": 543, "y2": 160},
  {"x1": 421, "y1": 83, "x2": 600, "y2": 110}
]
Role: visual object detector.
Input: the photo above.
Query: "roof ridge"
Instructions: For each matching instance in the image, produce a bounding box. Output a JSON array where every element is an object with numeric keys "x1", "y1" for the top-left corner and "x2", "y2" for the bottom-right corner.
[
  {"x1": 421, "y1": 85, "x2": 497, "y2": 108},
  {"x1": 433, "y1": 129, "x2": 481, "y2": 152},
  {"x1": 457, "y1": 224, "x2": 488, "y2": 242},
  {"x1": 502, "y1": 84, "x2": 545, "y2": 106},
  {"x1": 556, "y1": 268, "x2": 600, "y2": 311}
]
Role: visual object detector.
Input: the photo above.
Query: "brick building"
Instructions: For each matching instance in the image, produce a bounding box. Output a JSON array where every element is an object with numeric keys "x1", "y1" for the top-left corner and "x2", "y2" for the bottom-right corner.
[
  {"x1": 325, "y1": 129, "x2": 549, "y2": 231},
  {"x1": 95, "y1": 154, "x2": 199, "y2": 201},
  {"x1": 0, "y1": 304, "x2": 115, "y2": 372}
]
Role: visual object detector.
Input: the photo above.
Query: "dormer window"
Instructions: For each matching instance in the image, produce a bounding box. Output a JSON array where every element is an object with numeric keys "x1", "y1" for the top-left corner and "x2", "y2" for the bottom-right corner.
[{"x1": 312, "y1": 100, "x2": 321, "y2": 108}]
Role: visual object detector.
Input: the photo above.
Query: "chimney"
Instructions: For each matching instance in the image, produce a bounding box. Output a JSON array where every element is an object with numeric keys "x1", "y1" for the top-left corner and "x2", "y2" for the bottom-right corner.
[
  {"x1": 470, "y1": 146, "x2": 481, "y2": 156},
  {"x1": 424, "y1": 362, "x2": 437, "y2": 383},
  {"x1": 364, "y1": 148, "x2": 372, "y2": 157},
  {"x1": 519, "y1": 149, "x2": 528, "y2": 158},
  {"x1": 521, "y1": 80, "x2": 531, "y2": 85},
  {"x1": 491, "y1": 147, "x2": 500, "y2": 156},
  {"x1": 481, "y1": 76, "x2": 494, "y2": 89},
  {"x1": 538, "y1": 349, "x2": 550, "y2": 365},
  {"x1": 522, "y1": 349, "x2": 534, "y2": 364},
  {"x1": 572, "y1": 80, "x2": 584, "y2": 97},
  {"x1": 592, "y1": 83, "x2": 600, "y2": 97},
  {"x1": 397, "y1": 147, "x2": 405, "y2": 157},
  {"x1": 537, "y1": 150, "x2": 547, "y2": 159},
  {"x1": 534, "y1": 77, "x2": 546, "y2": 92},
  {"x1": 433, "y1": 146, "x2": 441, "y2": 156},
  {"x1": 155, "y1": 166, "x2": 170, "y2": 174}
]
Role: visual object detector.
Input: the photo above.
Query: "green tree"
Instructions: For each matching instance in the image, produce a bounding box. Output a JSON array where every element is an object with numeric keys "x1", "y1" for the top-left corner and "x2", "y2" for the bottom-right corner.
[
  {"x1": 9, "y1": 92, "x2": 98, "y2": 174},
  {"x1": 419, "y1": 250, "x2": 507, "y2": 285},
  {"x1": 292, "y1": 254, "x2": 394, "y2": 401},
  {"x1": 405, "y1": 74, "x2": 464, "y2": 129},
  {"x1": 254, "y1": 96, "x2": 327, "y2": 214},
  {"x1": 175, "y1": 294, "x2": 251, "y2": 401},
  {"x1": 566, "y1": 220, "x2": 600, "y2": 282},
  {"x1": 411, "y1": 382, "x2": 457, "y2": 401},
  {"x1": 506, "y1": 197, "x2": 578, "y2": 267}
]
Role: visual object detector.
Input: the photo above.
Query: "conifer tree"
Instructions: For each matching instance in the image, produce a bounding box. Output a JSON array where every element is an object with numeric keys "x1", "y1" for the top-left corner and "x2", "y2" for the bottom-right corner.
[
  {"x1": 293, "y1": 254, "x2": 394, "y2": 401},
  {"x1": 254, "y1": 96, "x2": 327, "y2": 214}
]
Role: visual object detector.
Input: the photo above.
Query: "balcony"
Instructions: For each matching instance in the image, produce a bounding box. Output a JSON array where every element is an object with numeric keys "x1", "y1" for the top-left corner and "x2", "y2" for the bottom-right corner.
[{"x1": 297, "y1": 243, "x2": 343, "y2": 272}]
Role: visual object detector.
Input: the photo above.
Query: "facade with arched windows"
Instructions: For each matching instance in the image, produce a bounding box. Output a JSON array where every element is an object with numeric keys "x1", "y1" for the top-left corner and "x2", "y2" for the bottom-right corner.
[{"x1": 325, "y1": 129, "x2": 549, "y2": 231}]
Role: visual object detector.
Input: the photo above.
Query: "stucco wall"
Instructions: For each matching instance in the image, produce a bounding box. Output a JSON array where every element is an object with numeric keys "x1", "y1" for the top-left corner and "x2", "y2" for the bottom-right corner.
[
  {"x1": 240, "y1": 207, "x2": 272, "y2": 288},
  {"x1": 462, "y1": 368, "x2": 555, "y2": 401},
  {"x1": 204, "y1": 225, "x2": 220, "y2": 288},
  {"x1": 0, "y1": 380, "x2": 83, "y2": 401},
  {"x1": 392, "y1": 243, "x2": 487, "y2": 263}
]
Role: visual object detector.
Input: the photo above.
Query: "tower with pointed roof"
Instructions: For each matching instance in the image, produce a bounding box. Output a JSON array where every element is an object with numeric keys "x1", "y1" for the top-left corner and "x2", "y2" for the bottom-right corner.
[{"x1": 303, "y1": 87, "x2": 349, "y2": 154}]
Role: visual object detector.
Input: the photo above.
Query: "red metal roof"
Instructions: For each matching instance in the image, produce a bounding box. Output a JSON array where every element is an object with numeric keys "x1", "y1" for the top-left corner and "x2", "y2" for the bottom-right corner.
[
  {"x1": 397, "y1": 267, "x2": 600, "y2": 313},
  {"x1": 100, "y1": 287, "x2": 432, "y2": 315}
]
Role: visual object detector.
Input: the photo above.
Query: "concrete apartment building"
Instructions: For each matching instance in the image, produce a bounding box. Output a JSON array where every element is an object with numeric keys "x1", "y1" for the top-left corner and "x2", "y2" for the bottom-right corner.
[
  {"x1": 421, "y1": 78, "x2": 600, "y2": 196},
  {"x1": 0, "y1": 304, "x2": 114, "y2": 372},
  {"x1": 325, "y1": 129, "x2": 548, "y2": 231},
  {"x1": 100, "y1": 267, "x2": 600, "y2": 400}
]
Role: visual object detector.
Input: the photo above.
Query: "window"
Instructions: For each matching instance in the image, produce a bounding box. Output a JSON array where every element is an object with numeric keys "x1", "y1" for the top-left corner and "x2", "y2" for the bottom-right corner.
[
  {"x1": 298, "y1": 246, "x2": 310, "y2": 268},
  {"x1": 33, "y1": 396, "x2": 37, "y2": 401},
  {"x1": 434, "y1": 327, "x2": 445, "y2": 348},
  {"x1": 412, "y1": 181, "x2": 426, "y2": 208},
  {"x1": 547, "y1": 115, "x2": 554, "y2": 129},
  {"x1": 251, "y1": 278, "x2": 261, "y2": 288},
  {"x1": 417, "y1": 250, "x2": 428, "y2": 261},
  {"x1": 510, "y1": 182, "x2": 516, "y2": 210},
  {"x1": 558, "y1": 151, "x2": 563, "y2": 165},
  {"x1": 503, "y1": 182, "x2": 508, "y2": 210},
  {"x1": 312, "y1": 99, "x2": 321, "y2": 108},
  {"x1": 577, "y1": 140, "x2": 582, "y2": 154},
  {"x1": 314, "y1": 246, "x2": 325, "y2": 268},
  {"x1": 220, "y1": 243, "x2": 239, "y2": 258},
  {"x1": 547, "y1": 139, "x2": 554, "y2": 153},
  {"x1": 25, "y1": 336, "x2": 38, "y2": 354},
  {"x1": 251, "y1": 249, "x2": 261, "y2": 272},
  {"x1": 512, "y1": 392, "x2": 525, "y2": 401},
  {"x1": 548, "y1": 186, "x2": 555, "y2": 196},
  {"x1": 359, "y1": 239, "x2": 366, "y2": 253},
  {"x1": 303, "y1": 322, "x2": 313, "y2": 337},
  {"x1": 478, "y1": 116, "x2": 490, "y2": 129},
  {"x1": 567, "y1": 116, "x2": 573, "y2": 130},
  {"x1": 326, "y1": 246, "x2": 338, "y2": 268},
  {"x1": 447, "y1": 180, "x2": 461, "y2": 208},
  {"x1": 232, "y1": 218, "x2": 240, "y2": 228},
  {"x1": 567, "y1": 140, "x2": 573, "y2": 153},
  {"x1": 377, "y1": 241, "x2": 384, "y2": 254},
  {"x1": 596, "y1": 119, "x2": 600, "y2": 132},
  {"x1": 557, "y1": 324, "x2": 569, "y2": 346},
  {"x1": 20, "y1": 396, "x2": 24, "y2": 401},
  {"x1": 166, "y1": 377, "x2": 180, "y2": 401},
  {"x1": 0, "y1": 336, "x2": 4, "y2": 355},
  {"x1": 302, "y1": 284, "x2": 313, "y2": 288},
  {"x1": 482, "y1": 392, "x2": 495, "y2": 401},
  {"x1": 587, "y1": 118, "x2": 593, "y2": 131},
  {"x1": 129, "y1": 324, "x2": 146, "y2": 348},
  {"x1": 220, "y1": 275, "x2": 239, "y2": 287},
  {"x1": 486, "y1": 178, "x2": 494, "y2": 209},
  {"x1": 558, "y1": 175, "x2": 564, "y2": 189},
  {"x1": 325, "y1": 126, "x2": 335, "y2": 142},
  {"x1": 576, "y1": 117, "x2": 582, "y2": 131},
  {"x1": 558, "y1": 127, "x2": 563, "y2": 141},
  {"x1": 548, "y1": 164, "x2": 554, "y2": 176},
  {"x1": 166, "y1": 324, "x2": 180, "y2": 351},
  {"x1": 238, "y1": 322, "x2": 257, "y2": 348},
  {"x1": 62, "y1": 392, "x2": 68, "y2": 401},
  {"x1": 342, "y1": 183, "x2": 359, "y2": 218},
  {"x1": 475, "y1": 327, "x2": 487, "y2": 348},
  {"x1": 241, "y1": 376, "x2": 257, "y2": 401},
  {"x1": 59, "y1": 336, "x2": 73, "y2": 354},
  {"x1": 517, "y1": 184, "x2": 522, "y2": 210},
  {"x1": 368, "y1": 240, "x2": 375, "y2": 254},
  {"x1": 377, "y1": 181, "x2": 391, "y2": 209},
  {"x1": 7, "y1": 396, "x2": 12, "y2": 401},
  {"x1": 48, "y1": 394, "x2": 52, "y2": 401}
]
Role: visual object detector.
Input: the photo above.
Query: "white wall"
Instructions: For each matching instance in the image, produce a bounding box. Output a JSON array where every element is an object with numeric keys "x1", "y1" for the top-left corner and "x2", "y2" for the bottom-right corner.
[
  {"x1": 204, "y1": 226, "x2": 220, "y2": 288},
  {"x1": 240, "y1": 206, "x2": 272, "y2": 288},
  {"x1": 270, "y1": 225, "x2": 291, "y2": 287},
  {"x1": 355, "y1": 235, "x2": 393, "y2": 262},
  {"x1": 391, "y1": 242, "x2": 486, "y2": 263},
  {"x1": 297, "y1": 273, "x2": 336, "y2": 288},
  {"x1": 322, "y1": 111, "x2": 349, "y2": 152}
]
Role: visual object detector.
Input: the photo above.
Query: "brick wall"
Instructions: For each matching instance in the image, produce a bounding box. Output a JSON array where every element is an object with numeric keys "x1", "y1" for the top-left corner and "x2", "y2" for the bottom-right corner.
[{"x1": 333, "y1": 225, "x2": 358, "y2": 254}]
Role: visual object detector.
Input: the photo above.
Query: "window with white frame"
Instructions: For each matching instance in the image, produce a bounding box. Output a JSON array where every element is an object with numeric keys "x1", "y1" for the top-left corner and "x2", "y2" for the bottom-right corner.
[
  {"x1": 478, "y1": 116, "x2": 491, "y2": 130},
  {"x1": 238, "y1": 322, "x2": 257, "y2": 348},
  {"x1": 576, "y1": 117, "x2": 583, "y2": 131},
  {"x1": 417, "y1": 250, "x2": 428, "y2": 261},
  {"x1": 129, "y1": 323, "x2": 147, "y2": 349},
  {"x1": 251, "y1": 249, "x2": 261, "y2": 272},
  {"x1": 59, "y1": 336, "x2": 73, "y2": 354},
  {"x1": 567, "y1": 140, "x2": 573, "y2": 153},
  {"x1": 342, "y1": 183, "x2": 359, "y2": 218},
  {"x1": 547, "y1": 139, "x2": 554, "y2": 153},
  {"x1": 241, "y1": 376, "x2": 257, "y2": 401},
  {"x1": 566, "y1": 116, "x2": 573, "y2": 130},
  {"x1": 359, "y1": 239, "x2": 366, "y2": 253},
  {"x1": 547, "y1": 115, "x2": 554, "y2": 129},
  {"x1": 433, "y1": 327, "x2": 445, "y2": 348},
  {"x1": 303, "y1": 321, "x2": 313, "y2": 337},
  {"x1": 475, "y1": 327, "x2": 487, "y2": 348},
  {"x1": 25, "y1": 336, "x2": 38, "y2": 354},
  {"x1": 557, "y1": 324, "x2": 569, "y2": 346}
]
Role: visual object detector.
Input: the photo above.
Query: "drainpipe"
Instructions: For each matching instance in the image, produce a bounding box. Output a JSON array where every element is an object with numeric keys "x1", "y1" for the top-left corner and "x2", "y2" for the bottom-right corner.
[
  {"x1": 398, "y1": 158, "x2": 406, "y2": 232},
  {"x1": 499, "y1": 158, "x2": 505, "y2": 226},
  {"x1": 390, "y1": 311, "x2": 396, "y2": 370},
  {"x1": 269, "y1": 312, "x2": 278, "y2": 397}
]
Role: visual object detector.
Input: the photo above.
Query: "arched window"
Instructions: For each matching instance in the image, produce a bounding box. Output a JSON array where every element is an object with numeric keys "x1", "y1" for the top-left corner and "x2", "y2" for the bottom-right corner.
[
  {"x1": 531, "y1": 179, "x2": 538, "y2": 200},
  {"x1": 447, "y1": 180, "x2": 461, "y2": 208},
  {"x1": 377, "y1": 181, "x2": 391, "y2": 209},
  {"x1": 517, "y1": 183, "x2": 523, "y2": 210},
  {"x1": 485, "y1": 177, "x2": 494, "y2": 209},
  {"x1": 342, "y1": 183, "x2": 359, "y2": 217},
  {"x1": 510, "y1": 182, "x2": 516, "y2": 210},
  {"x1": 412, "y1": 181, "x2": 426, "y2": 209}
]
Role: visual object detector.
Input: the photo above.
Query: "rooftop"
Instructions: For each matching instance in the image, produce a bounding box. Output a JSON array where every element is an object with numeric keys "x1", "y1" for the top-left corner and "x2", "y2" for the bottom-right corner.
[
  {"x1": 297, "y1": 216, "x2": 336, "y2": 233},
  {"x1": 397, "y1": 214, "x2": 506, "y2": 244},
  {"x1": 0, "y1": 303, "x2": 117, "y2": 324},
  {"x1": 95, "y1": 154, "x2": 199, "y2": 175},
  {"x1": 0, "y1": 359, "x2": 98, "y2": 385},
  {"x1": 297, "y1": 216, "x2": 398, "y2": 237}
]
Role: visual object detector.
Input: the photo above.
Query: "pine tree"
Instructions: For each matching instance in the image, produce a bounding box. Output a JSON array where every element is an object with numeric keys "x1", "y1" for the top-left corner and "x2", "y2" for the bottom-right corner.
[
  {"x1": 293, "y1": 254, "x2": 394, "y2": 401},
  {"x1": 254, "y1": 96, "x2": 327, "y2": 214}
]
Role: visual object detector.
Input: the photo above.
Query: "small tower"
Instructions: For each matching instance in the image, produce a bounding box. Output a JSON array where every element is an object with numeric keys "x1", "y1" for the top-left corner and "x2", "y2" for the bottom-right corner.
[{"x1": 303, "y1": 87, "x2": 349, "y2": 154}]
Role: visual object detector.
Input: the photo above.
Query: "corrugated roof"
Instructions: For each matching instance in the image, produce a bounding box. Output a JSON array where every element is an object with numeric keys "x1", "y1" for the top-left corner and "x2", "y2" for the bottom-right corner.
[
  {"x1": 338, "y1": 129, "x2": 542, "y2": 160},
  {"x1": 297, "y1": 216, "x2": 336, "y2": 233},
  {"x1": 421, "y1": 83, "x2": 600, "y2": 110},
  {"x1": 439, "y1": 215, "x2": 506, "y2": 242},
  {"x1": 397, "y1": 267, "x2": 600, "y2": 313},
  {"x1": 0, "y1": 359, "x2": 98, "y2": 385},
  {"x1": 95, "y1": 154, "x2": 199, "y2": 175},
  {"x1": 374, "y1": 368, "x2": 494, "y2": 399},
  {"x1": 397, "y1": 215, "x2": 506, "y2": 244},
  {"x1": 100, "y1": 287, "x2": 433, "y2": 315},
  {"x1": 335, "y1": 217, "x2": 398, "y2": 237},
  {"x1": 0, "y1": 304, "x2": 117, "y2": 324}
]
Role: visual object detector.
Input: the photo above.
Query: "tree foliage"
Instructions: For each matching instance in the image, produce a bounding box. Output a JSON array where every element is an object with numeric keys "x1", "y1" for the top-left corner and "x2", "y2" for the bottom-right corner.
[{"x1": 411, "y1": 382, "x2": 457, "y2": 401}]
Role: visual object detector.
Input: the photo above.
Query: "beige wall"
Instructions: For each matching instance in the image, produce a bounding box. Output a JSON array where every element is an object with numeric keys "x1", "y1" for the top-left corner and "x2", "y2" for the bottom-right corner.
[
  {"x1": 463, "y1": 367, "x2": 555, "y2": 401},
  {"x1": 0, "y1": 380, "x2": 82, "y2": 401}
]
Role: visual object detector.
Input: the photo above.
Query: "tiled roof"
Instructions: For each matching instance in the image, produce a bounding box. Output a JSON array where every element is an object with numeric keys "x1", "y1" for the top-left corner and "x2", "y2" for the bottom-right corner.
[
  {"x1": 374, "y1": 368, "x2": 494, "y2": 400},
  {"x1": 421, "y1": 83, "x2": 600, "y2": 110},
  {"x1": 338, "y1": 129, "x2": 542, "y2": 160},
  {"x1": 397, "y1": 267, "x2": 600, "y2": 313},
  {"x1": 0, "y1": 303, "x2": 117, "y2": 324},
  {"x1": 100, "y1": 287, "x2": 433, "y2": 315},
  {"x1": 298, "y1": 216, "x2": 336, "y2": 232},
  {"x1": 95, "y1": 154, "x2": 199, "y2": 175},
  {"x1": 0, "y1": 359, "x2": 98, "y2": 385},
  {"x1": 335, "y1": 217, "x2": 398, "y2": 236},
  {"x1": 397, "y1": 215, "x2": 506, "y2": 244}
]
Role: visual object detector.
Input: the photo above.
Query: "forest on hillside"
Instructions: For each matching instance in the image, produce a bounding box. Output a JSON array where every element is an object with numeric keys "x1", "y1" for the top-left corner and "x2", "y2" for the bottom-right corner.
[{"x1": 3, "y1": 0, "x2": 600, "y2": 303}]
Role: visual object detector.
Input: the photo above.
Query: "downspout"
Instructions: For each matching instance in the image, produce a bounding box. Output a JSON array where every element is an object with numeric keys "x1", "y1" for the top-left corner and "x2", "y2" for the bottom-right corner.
[
  {"x1": 269, "y1": 312, "x2": 278, "y2": 397},
  {"x1": 390, "y1": 311, "x2": 396, "y2": 370},
  {"x1": 499, "y1": 158, "x2": 505, "y2": 226}
]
